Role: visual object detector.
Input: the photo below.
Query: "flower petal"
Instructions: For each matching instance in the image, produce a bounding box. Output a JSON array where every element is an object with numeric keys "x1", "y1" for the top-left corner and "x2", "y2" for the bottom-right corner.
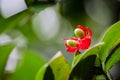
[
  {"x1": 87, "y1": 27, "x2": 92, "y2": 38},
  {"x1": 64, "y1": 25, "x2": 92, "y2": 53},
  {"x1": 80, "y1": 38, "x2": 91, "y2": 50}
]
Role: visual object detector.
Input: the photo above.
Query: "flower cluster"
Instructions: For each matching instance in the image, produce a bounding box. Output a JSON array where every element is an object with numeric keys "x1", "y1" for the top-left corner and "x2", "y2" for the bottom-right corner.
[{"x1": 64, "y1": 25, "x2": 92, "y2": 53}]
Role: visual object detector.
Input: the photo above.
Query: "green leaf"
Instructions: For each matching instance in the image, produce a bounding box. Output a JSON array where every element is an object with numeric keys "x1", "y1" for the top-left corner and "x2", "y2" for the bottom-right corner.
[
  {"x1": 0, "y1": 44, "x2": 14, "y2": 79},
  {"x1": 105, "y1": 41, "x2": 120, "y2": 71},
  {"x1": 35, "y1": 51, "x2": 70, "y2": 80},
  {"x1": 5, "y1": 50, "x2": 45, "y2": 80},
  {"x1": 0, "y1": 10, "x2": 32, "y2": 34},
  {"x1": 95, "y1": 75, "x2": 106, "y2": 80},
  {"x1": 49, "y1": 52, "x2": 70, "y2": 80},
  {"x1": 35, "y1": 64, "x2": 54, "y2": 80},
  {"x1": 69, "y1": 43, "x2": 103, "y2": 80},
  {"x1": 71, "y1": 53, "x2": 81, "y2": 68},
  {"x1": 99, "y1": 21, "x2": 120, "y2": 62}
]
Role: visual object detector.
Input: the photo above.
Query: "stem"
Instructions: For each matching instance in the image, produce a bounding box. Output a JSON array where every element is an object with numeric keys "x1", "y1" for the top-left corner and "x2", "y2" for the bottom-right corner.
[
  {"x1": 101, "y1": 62, "x2": 113, "y2": 80},
  {"x1": 106, "y1": 71, "x2": 113, "y2": 80},
  {"x1": 74, "y1": 50, "x2": 81, "y2": 57},
  {"x1": 71, "y1": 50, "x2": 81, "y2": 68}
]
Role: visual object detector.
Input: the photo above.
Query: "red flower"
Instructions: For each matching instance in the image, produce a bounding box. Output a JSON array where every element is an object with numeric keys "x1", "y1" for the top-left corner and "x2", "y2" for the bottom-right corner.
[
  {"x1": 76, "y1": 25, "x2": 92, "y2": 50},
  {"x1": 64, "y1": 25, "x2": 92, "y2": 53}
]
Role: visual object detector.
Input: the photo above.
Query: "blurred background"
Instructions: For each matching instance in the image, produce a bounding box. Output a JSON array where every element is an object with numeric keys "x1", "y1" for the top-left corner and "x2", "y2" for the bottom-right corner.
[{"x1": 0, "y1": 0, "x2": 120, "y2": 80}]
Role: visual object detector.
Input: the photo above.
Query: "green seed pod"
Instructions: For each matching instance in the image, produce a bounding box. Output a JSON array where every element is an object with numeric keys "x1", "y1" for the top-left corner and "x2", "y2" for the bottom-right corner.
[
  {"x1": 66, "y1": 40, "x2": 77, "y2": 47},
  {"x1": 74, "y1": 28, "x2": 85, "y2": 38}
]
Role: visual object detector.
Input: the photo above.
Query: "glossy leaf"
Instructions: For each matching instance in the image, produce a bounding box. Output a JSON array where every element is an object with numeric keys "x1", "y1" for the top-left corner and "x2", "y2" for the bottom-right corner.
[
  {"x1": 35, "y1": 64, "x2": 54, "y2": 80},
  {"x1": 69, "y1": 43, "x2": 103, "y2": 80},
  {"x1": 0, "y1": 44, "x2": 14, "y2": 79},
  {"x1": 50, "y1": 52, "x2": 70, "y2": 80},
  {"x1": 5, "y1": 50, "x2": 45, "y2": 80},
  {"x1": 0, "y1": 10, "x2": 32, "y2": 34},
  {"x1": 99, "y1": 21, "x2": 120, "y2": 62},
  {"x1": 72, "y1": 43, "x2": 104, "y2": 67},
  {"x1": 35, "y1": 51, "x2": 70, "y2": 80},
  {"x1": 105, "y1": 41, "x2": 120, "y2": 71}
]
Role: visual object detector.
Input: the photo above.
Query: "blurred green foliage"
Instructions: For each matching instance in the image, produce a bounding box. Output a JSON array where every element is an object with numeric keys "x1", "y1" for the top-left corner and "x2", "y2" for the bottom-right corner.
[
  {"x1": 0, "y1": 44, "x2": 14, "y2": 80},
  {"x1": 0, "y1": 0, "x2": 120, "y2": 80},
  {"x1": 5, "y1": 50, "x2": 45, "y2": 80}
]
